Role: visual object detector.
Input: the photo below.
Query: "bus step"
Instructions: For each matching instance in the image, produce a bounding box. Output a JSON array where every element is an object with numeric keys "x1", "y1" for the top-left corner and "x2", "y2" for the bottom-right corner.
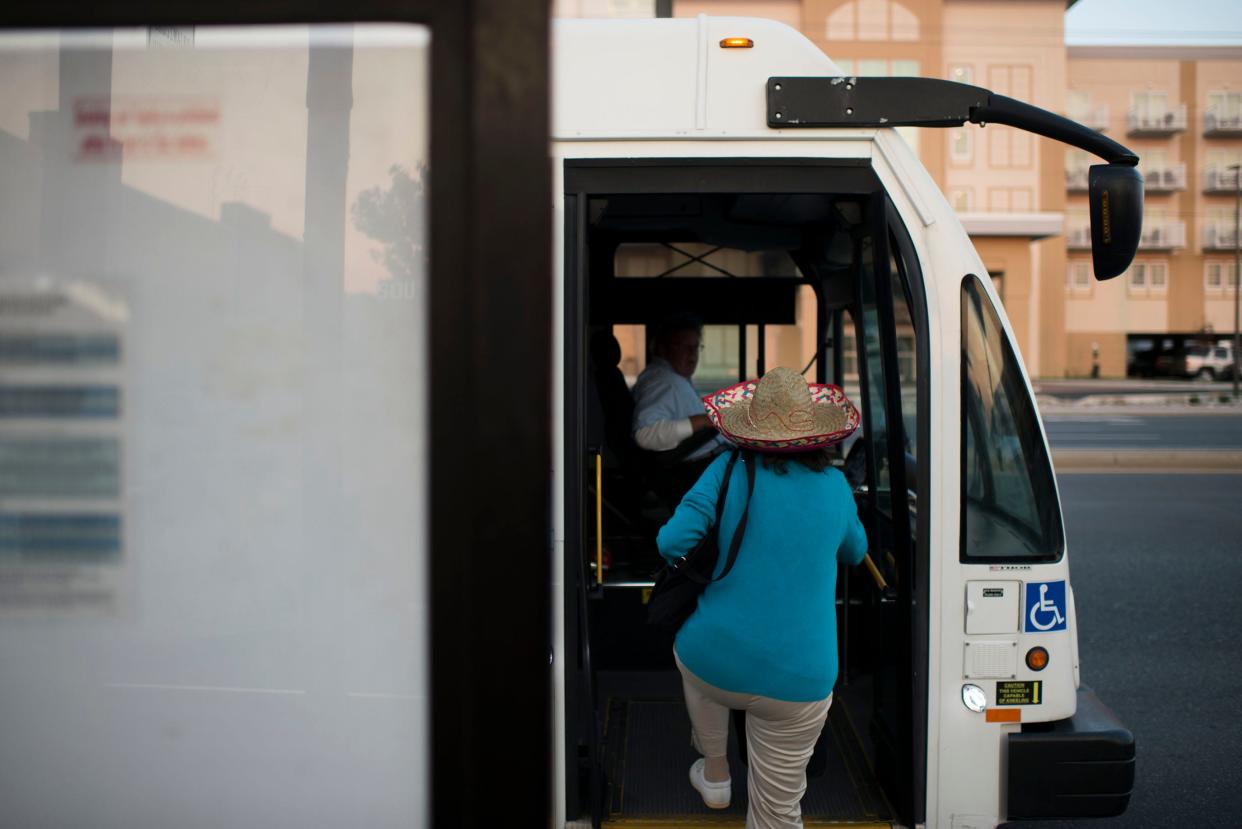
[{"x1": 599, "y1": 676, "x2": 891, "y2": 826}]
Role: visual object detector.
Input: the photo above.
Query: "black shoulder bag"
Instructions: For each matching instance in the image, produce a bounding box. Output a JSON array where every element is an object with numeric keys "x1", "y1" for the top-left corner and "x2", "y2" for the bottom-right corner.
[{"x1": 647, "y1": 450, "x2": 756, "y2": 634}]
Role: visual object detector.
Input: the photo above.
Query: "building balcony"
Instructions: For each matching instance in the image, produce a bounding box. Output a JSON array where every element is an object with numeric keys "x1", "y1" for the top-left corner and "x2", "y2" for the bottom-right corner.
[
  {"x1": 1204, "y1": 166, "x2": 1241, "y2": 194},
  {"x1": 1138, "y1": 221, "x2": 1185, "y2": 250},
  {"x1": 1066, "y1": 168, "x2": 1090, "y2": 192},
  {"x1": 1204, "y1": 111, "x2": 1242, "y2": 137},
  {"x1": 1143, "y1": 164, "x2": 1186, "y2": 193},
  {"x1": 1126, "y1": 104, "x2": 1187, "y2": 137},
  {"x1": 1204, "y1": 224, "x2": 1240, "y2": 251}
]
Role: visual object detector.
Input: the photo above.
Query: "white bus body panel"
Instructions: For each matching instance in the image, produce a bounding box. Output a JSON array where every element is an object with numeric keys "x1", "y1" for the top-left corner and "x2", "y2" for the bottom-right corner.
[{"x1": 551, "y1": 17, "x2": 1078, "y2": 829}]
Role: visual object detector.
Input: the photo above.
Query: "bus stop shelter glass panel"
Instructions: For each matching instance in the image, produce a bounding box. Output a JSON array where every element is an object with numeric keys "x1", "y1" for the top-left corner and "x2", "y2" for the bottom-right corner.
[{"x1": 0, "y1": 24, "x2": 430, "y2": 828}]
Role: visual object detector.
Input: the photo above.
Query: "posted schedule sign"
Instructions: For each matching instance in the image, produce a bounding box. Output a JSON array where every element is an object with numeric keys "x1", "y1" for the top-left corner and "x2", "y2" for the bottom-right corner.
[{"x1": 0, "y1": 280, "x2": 126, "y2": 613}]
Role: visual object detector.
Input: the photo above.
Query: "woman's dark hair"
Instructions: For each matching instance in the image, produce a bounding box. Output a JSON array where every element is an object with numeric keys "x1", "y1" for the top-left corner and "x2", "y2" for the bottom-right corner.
[{"x1": 759, "y1": 447, "x2": 835, "y2": 474}]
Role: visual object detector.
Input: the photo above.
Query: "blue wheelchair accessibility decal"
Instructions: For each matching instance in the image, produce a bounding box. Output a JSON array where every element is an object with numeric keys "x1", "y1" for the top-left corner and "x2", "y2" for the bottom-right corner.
[{"x1": 1024, "y1": 581, "x2": 1067, "y2": 633}]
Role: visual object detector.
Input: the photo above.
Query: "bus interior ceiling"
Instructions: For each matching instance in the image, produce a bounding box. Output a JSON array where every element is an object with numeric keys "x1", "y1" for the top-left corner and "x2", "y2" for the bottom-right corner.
[{"x1": 574, "y1": 189, "x2": 905, "y2": 825}]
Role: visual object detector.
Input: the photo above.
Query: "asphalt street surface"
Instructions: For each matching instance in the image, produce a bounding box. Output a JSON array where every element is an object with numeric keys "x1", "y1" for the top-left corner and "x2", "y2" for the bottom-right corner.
[
  {"x1": 1043, "y1": 412, "x2": 1242, "y2": 451},
  {"x1": 1007, "y1": 474, "x2": 1242, "y2": 829}
]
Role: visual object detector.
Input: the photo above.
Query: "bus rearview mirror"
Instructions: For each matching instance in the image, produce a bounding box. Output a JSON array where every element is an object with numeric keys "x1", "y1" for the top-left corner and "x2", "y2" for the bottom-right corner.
[{"x1": 1089, "y1": 164, "x2": 1143, "y2": 281}]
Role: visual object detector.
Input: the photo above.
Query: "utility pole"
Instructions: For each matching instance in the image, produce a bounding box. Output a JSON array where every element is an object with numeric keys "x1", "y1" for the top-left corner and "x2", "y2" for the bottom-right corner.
[{"x1": 1232, "y1": 163, "x2": 1241, "y2": 400}]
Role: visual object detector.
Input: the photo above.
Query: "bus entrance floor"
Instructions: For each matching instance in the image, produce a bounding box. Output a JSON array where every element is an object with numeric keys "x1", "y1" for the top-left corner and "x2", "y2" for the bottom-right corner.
[{"x1": 596, "y1": 670, "x2": 892, "y2": 827}]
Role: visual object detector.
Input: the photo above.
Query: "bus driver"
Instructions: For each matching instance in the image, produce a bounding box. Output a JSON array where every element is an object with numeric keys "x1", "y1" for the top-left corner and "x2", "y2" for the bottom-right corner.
[{"x1": 631, "y1": 314, "x2": 728, "y2": 497}]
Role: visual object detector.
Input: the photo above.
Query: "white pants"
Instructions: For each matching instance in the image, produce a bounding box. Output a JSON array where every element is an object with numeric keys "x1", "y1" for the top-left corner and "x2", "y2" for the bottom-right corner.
[{"x1": 675, "y1": 653, "x2": 832, "y2": 829}]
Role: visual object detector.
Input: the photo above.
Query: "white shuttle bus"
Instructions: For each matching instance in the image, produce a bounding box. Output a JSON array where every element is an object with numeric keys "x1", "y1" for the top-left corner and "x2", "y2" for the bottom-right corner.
[{"x1": 552, "y1": 17, "x2": 1135, "y2": 829}]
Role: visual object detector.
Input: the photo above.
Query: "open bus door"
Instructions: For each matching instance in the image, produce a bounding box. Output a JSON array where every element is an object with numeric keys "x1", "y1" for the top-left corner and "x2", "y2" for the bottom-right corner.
[
  {"x1": 845, "y1": 195, "x2": 927, "y2": 826},
  {"x1": 562, "y1": 160, "x2": 928, "y2": 827}
]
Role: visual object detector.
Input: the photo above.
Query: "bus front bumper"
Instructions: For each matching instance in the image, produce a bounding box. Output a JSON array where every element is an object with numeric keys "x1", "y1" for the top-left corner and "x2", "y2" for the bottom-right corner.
[{"x1": 1005, "y1": 685, "x2": 1135, "y2": 820}]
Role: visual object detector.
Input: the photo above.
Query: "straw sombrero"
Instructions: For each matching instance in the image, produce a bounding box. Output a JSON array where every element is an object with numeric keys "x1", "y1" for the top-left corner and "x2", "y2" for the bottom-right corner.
[{"x1": 702, "y1": 366, "x2": 860, "y2": 452}]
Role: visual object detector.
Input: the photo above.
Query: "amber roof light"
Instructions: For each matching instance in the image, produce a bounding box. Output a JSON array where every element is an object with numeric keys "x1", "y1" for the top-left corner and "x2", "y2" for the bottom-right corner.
[{"x1": 720, "y1": 37, "x2": 754, "y2": 49}]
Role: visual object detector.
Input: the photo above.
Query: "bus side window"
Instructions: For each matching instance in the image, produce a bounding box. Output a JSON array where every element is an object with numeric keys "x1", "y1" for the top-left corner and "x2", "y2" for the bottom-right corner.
[{"x1": 960, "y1": 276, "x2": 1064, "y2": 562}]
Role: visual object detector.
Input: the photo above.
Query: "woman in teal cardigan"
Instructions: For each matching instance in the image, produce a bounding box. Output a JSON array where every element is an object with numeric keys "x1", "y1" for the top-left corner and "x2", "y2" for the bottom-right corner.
[{"x1": 657, "y1": 367, "x2": 867, "y2": 829}]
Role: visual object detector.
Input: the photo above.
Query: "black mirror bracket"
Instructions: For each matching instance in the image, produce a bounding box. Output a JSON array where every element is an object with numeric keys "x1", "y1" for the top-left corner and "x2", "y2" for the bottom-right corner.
[
  {"x1": 767, "y1": 77, "x2": 1138, "y2": 166},
  {"x1": 766, "y1": 77, "x2": 1142, "y2": 280}
]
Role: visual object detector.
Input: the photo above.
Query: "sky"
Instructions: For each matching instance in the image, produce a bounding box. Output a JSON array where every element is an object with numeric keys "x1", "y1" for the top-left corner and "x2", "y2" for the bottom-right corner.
[{"x1": 1066, "y1": 0, "x2": 1242, "y2": 46}]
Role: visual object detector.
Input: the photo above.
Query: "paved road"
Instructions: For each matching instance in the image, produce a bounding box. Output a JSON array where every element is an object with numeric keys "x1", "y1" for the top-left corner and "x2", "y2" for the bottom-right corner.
[
  {"x1": 1044, "y1": 412, "x2": 1242, "y2": 450},
  {"x1": 1007, "y1": 474, "x2": 1241, "y2": 829}
]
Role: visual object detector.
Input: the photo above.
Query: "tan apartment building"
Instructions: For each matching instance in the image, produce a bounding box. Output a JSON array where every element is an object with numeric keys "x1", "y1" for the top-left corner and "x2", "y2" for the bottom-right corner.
[
  {"x1": 1065, "y1": 45, "x2": 1242, "y2": 377},
  {"x1": 555, "y1": 0, "x2": 1242, "y2": 379}
]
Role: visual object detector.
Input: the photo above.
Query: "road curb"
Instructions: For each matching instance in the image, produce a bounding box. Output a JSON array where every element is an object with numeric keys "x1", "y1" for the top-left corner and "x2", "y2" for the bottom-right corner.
[{"x1": 1053, "y1": 449, "x2": 1242, "y2": 472}]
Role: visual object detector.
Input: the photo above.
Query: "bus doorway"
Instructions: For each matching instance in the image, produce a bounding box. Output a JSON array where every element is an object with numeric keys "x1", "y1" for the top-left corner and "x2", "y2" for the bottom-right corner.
[{"x1": 562, "y1": 161, "x2": 927, "y2": 827}]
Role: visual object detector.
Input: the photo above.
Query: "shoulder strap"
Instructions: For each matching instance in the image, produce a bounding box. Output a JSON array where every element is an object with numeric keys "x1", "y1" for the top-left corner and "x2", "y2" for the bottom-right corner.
[
  {"x1": 712, "y1": 450, "x2": 756, "y2": 582},
  {"x1": 675, "y1": 450, "x2": 741, "y2": 586},
  {"x1": 713, "y1": 449, "x2": 740, "y2": 529}
]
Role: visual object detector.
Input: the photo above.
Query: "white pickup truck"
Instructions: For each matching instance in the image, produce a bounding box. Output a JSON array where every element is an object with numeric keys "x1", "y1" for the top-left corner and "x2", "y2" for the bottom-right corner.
[{"x1": 1183, "y1": 341, "x2": 1236, "y2": 380}]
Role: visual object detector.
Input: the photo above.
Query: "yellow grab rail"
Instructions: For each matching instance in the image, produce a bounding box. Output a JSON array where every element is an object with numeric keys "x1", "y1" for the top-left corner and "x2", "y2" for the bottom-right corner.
[
  {"x1": 595, "y1": 452, "x2": 603, "y2": 585},
  {"x1": 862, "y1": 553, "x2": 888, "y2": 591}
]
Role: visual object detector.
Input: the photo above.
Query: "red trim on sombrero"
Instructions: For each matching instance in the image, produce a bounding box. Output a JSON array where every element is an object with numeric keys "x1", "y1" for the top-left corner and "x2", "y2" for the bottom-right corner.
[{"x1": 702, "y1": 379, "x2": 861, "y2": 452}]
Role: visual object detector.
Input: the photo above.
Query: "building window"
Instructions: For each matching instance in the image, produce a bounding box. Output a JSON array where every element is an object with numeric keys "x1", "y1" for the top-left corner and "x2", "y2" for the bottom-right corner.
[
  {"x1": 859, "y1": 58, "x2": 887, "y2": 76},
  {"x1": 841, "y1": 58, "x2": 920, "y2": 77},
  {"x1": 987, "y1": 65, "x2": 1033, "y2": 167},
  {"x1": 826, "y1": 0, "x2": 920, "y2": 41},
  {"x1": 1207, "y1": 262, "x2": 1221, "y2": 290},
  {"x1": 1128, "y1": 261, "x2": 1169, "y2": 297},
  {"x1": 1150, "y1": 262, "x2": 1167, "y2": 293},
  {"x1": 1067, "y1": 90, "x2": 1091, "y2": 121},
  {"x1": 1205, "y1": 149, "x2": 1242, "y2": 190},
  {"x1": 949, "y1": 64, "x2": 973, "y2": 85},
  {"x1": 1207, "y1": 90, "x2": 1242, "y2": 120},
  {"x1": 1143, "y1": 149, "x2": 1168, "y2": 175},
  {"x1": 951, "y1": 128, "x2": 973, "y2": 164},
  {"x1": 1132, "y1": 91, "x2": 1169, "y2": 120},
  {"x1": 1206, "y1": 261, "x2": 1239, "y2": 293},
  {"x1": 1067, "y1": 261, "x2": 1091, "y2": 294},
  {"x1": 986, "y1": 187, "x2": 1033, "y2": 212},
  {"x1": 950, "y1": 189, "x2": 973, "y2": 212}
]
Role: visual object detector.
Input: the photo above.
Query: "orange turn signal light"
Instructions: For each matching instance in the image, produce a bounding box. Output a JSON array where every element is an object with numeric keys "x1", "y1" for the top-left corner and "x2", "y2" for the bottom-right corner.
[
  {"x1": 720, "y1": 37, "x2": 754, "y2": 49},
  {"x1": 1026, "y1": 646, "x2": 1049, "y2": 672}
]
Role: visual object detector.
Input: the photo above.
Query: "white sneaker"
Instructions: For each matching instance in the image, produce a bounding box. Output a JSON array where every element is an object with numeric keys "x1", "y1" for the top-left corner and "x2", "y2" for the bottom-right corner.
[{"x1": 689, "y1": 758, "x2": 731, "y2": 809}]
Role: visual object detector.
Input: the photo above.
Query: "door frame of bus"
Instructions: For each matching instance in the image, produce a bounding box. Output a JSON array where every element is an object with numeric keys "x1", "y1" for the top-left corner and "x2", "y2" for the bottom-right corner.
[
  {"x1": 563, "y1": 159, "x2": 928, "y2": 827},
  {"x1": 850, "y1": 194, "x2": 929, "y2": 825},
  {"x1": 0, "y1": 2, "x2": 552, "y2": 825}
]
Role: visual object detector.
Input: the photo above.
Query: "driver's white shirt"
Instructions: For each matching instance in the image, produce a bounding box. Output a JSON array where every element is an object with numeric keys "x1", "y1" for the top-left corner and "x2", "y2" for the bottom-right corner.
[{"x1": 631, "y1": 357, "x2": 726, "y2": 461}]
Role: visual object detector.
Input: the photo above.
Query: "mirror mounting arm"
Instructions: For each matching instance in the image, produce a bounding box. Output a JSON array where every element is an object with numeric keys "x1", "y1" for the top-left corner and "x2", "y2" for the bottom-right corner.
[
  {"x1": 968, "y1": 93, "x2": 1137, "y2": 167},
  {"x1": 767, "y1": 77, "x2": 1139, "y2": 167}
]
